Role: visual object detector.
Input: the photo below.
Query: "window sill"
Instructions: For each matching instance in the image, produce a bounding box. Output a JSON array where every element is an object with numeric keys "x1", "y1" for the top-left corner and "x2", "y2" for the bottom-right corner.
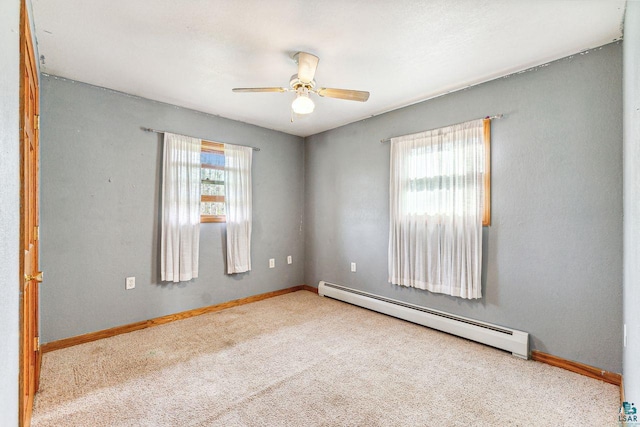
[{"x1": 201, "y1": 216, "x2": 225, "y2": 223}]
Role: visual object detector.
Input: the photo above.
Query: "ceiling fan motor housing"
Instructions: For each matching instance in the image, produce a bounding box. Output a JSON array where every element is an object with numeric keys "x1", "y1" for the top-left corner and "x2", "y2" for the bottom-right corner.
[{"x1": 289, "y1": 74, "x2": 316, "y2": 91}]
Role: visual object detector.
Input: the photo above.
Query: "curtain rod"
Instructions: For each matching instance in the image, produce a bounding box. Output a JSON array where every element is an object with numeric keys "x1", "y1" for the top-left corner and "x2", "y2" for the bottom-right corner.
[
  {"x1": 379, "y1": 114, "x2": 504, "y2": 144},
  {"x1": 141, "y1": 127, "x2": 260, "y2": 151}
]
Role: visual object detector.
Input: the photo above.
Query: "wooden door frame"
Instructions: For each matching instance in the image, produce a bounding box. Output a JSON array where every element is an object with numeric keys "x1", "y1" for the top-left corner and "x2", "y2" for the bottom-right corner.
[{"x1": 19, "y1": 0, "x2": 40, "y2": 425}]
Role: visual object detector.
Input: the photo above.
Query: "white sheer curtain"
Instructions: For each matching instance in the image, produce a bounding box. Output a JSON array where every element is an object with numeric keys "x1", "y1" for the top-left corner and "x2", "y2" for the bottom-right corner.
[
  {"x1": 388, "y1": 119, "x2": 485, "y2": 299},
  {"x1": 160, "y1": 132, "x2": 202, "y2": 282},
  {"x1": 224, "y1": 143, "x2": 252, "y2": 274}
]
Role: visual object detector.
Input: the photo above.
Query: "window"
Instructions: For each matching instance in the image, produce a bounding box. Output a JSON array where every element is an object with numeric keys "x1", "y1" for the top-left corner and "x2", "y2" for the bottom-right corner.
[
  {"x1": 403, "y1": 120, "x2": 491, "y2": 225},
  {"x1": 201, "y1": 140, "x2": 225, "y2": 223},
  {"x1": 388, "y1": 119, "x2": 490, "y2": 299}
]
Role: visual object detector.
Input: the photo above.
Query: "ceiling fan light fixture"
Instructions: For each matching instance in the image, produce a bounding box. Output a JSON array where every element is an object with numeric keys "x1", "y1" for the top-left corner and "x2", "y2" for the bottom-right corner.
[{"x1": 291, "y1": 90, "x2": 315, "y2": 115}]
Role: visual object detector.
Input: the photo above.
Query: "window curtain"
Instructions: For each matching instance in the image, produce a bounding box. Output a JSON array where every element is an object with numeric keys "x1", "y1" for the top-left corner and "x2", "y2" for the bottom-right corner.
[
  {"x1": 388, "y1": 119, "x2": 485, "y2": 299},
  {"x1": 224, "y1": 143, "x2": 252, "y2": 274},
  {"x1": 160, "y1": 132, "x2": 202, "y2": 282}
]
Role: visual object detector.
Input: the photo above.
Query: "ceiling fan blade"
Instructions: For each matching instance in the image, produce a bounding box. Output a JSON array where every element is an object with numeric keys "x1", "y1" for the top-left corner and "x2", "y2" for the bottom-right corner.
[
  {"x1": 317, "y1": 88, "x2": 370, "y2": 102},
  {"x1": 232, "y1": 87, "x2": 288, "y2": 93},
  {"x1": 295, "y1": 52, "x2": 319, "y2": 84}
]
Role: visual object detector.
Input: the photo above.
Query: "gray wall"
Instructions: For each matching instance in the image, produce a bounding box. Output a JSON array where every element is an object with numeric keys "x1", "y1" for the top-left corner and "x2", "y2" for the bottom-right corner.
[
  {"x1": 624, "y1": 1, "x2": 640, "y2": 403},
  {"x1": 305, "y1": 43, "x2": 623, "y2": 373},
  {"x1": 0, "y1": 0, "x2": 21, "y2": 424},
  {"x1": 40, "y1": 42, "x2": 624, "y2": 375},
  {"x1": 40, "y1": 76, "x2": 305, "y2": 343}
]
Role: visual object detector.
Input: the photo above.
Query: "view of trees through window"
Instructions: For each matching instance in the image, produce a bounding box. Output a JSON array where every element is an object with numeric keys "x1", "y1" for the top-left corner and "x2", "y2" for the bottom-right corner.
[{"x1": 201, "y1": 141, "x2": 225, "y2": 222}]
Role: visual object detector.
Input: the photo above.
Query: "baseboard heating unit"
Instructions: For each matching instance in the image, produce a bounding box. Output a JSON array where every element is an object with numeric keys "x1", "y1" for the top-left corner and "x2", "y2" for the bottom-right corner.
[{"x1": 318, "y1": 281, "x2": 529, "y2": 359}]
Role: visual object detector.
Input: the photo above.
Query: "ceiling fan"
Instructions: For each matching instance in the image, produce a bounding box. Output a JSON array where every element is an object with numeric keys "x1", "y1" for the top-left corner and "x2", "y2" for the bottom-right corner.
[{"x1": 232, "y1": 52, "x2": 370, "y2": 116}]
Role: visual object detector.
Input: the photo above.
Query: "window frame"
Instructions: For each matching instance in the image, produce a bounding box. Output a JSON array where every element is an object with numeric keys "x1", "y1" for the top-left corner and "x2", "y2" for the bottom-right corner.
[
  {"x1": 201, "y1": 140, "x2": 225, "y2": 223},
  {"x1": 482, "y1": 119, "x2": 491, "y2": 226}
]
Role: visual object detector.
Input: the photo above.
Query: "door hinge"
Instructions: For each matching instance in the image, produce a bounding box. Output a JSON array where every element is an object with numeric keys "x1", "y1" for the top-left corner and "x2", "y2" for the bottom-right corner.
[
  {"x1": 35, "y1": 114, "x2": 40, "y2": 131},
  {"x1": 34, "y1": 225, "x2": 39, "y2": 241},
  {"x1": 34, "y1": 336, "x2": 40, "y2": 351}
]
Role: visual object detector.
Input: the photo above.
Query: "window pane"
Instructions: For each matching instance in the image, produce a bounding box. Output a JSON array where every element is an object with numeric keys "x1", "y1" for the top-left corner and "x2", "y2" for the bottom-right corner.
[
  {"x1": 201, "y1": 202, "x2": 226, "y2": 216},
  {"x1": 201, "y1": 167, "x2": 224, "y2": 182},
  {"x1": 201, "y1": 142, "x2": 226, "y2": 221},
  {"x1": 201, "y1": 151, "x2": 224, "y2": 167},
  {"x1": 201, "y1": 182, "x2": 224, "y2": 196}
]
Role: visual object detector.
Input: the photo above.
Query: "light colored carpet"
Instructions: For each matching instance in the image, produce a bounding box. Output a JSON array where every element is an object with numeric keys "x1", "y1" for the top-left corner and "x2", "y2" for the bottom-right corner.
[{"x1": 33, "y1": 290, "x2": 619, "y2": 426}]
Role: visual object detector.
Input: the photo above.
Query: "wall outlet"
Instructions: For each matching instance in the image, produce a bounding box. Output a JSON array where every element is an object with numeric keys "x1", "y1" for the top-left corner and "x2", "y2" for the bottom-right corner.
[
  {"x1": 351, "y1": 262, "x2": 356, "y2": 273},
  {"x1": 269, "y1": 258, "x2": 275, "y2": 268},
  {"x1": 125, "y1": 277, "x2": 135, "y2": 290},
  {"x1": 287, "y1": 255, "x2": 292, "y2": 265}
]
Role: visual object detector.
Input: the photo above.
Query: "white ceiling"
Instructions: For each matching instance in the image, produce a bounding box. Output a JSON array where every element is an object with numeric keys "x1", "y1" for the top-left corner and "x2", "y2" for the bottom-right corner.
[{"x1": 31, "y1": 0, "x2": 626, "y2": 137}]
